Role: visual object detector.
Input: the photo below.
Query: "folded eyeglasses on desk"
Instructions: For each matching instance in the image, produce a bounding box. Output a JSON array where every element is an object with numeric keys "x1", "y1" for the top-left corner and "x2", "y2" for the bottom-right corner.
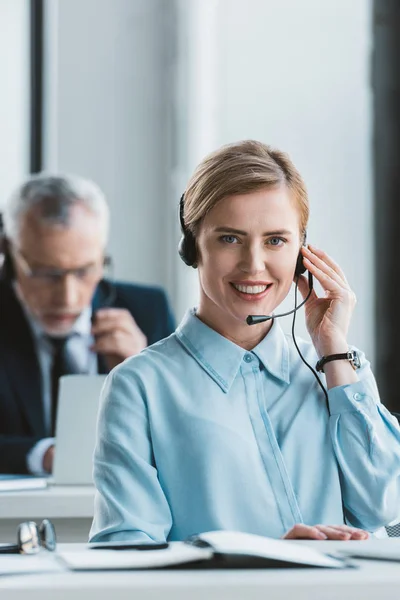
[{"x1": 0, "y1": 519, "x2": 56, "y2": 554}]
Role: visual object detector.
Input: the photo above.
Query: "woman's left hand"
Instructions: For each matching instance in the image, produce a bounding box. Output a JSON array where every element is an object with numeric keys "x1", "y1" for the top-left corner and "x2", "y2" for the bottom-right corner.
[
  {"x1": 296, "y1": 245, "x2": 356, "y2": 358},
  {"x1": 283, "y1": 523, "x2": 369, "y2": 541}
]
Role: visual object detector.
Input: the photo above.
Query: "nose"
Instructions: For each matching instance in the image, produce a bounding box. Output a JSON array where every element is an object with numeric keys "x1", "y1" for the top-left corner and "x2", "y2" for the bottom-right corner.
[
  {"x1": 239, "y1": 244, "x2": 266, "y2": 274},
  {"x1": 53, "y1": 274, "x2": 80, "y2": 307}
]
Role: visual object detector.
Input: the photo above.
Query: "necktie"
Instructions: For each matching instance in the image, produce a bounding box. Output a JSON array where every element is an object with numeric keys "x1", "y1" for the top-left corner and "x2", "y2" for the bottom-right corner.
[{"x1": 47, "y1": 337, "x2": 78, "y2": 436}]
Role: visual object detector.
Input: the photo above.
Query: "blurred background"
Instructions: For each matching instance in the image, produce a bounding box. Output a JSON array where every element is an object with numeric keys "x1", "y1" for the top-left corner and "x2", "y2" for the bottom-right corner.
[{"x1": 0, "y1": 0, "x2": 398, "y2": 409}]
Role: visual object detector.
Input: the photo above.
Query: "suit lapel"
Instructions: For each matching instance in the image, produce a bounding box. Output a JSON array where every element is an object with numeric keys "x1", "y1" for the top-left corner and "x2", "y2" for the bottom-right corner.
[{"x1": 1, "y1": 284, "x2": 45, "y2": 436}]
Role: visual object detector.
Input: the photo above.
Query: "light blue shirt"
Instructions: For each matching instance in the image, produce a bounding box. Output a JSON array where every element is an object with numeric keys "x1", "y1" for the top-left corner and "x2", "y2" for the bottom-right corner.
[{"x1": 90, "y1": 309, "x2": 400, "y2": 542}]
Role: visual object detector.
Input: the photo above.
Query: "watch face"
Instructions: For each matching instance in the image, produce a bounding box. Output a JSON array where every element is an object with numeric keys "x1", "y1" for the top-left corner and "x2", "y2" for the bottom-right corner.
[{"x1": 351, "y1": 351, "x2": 361, "y2": 370}]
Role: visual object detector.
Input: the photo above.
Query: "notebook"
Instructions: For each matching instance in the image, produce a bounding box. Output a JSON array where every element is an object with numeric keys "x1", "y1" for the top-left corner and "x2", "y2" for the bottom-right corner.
[
  {"x1": 0, "y1": 475, "x2": 48, "y2": 492},
  {"x1": 58, "y1": 530, "x2": 355, "y2": 570}
]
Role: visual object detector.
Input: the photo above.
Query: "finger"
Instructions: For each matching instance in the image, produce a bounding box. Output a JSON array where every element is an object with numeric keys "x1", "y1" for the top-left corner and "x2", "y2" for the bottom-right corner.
[
  {"x1": 302, "y1": 257, "x2": 347, "y2": 295},
  {"x1": 303, "y1": 247, "x2": 348, "y2": 289},
  {"x1": 91, "y1": 339, "x2": 132, "y2": 358},
  {"x1": 314, "y1": 525, "x2": 351, "y2": 540},
  {"x1": 91, "y1": 319, "x2": 137, "y2": 337},
  {"x1": 92, "y1": 310, "x2": 142, "y2": 335},
  {"x1": 325, "y1": 525, "x2": 369, "y2": 540},
  {"x1": 91, "y1": 331, "x2": 146, "y2": 356},
  {"x1": 307, "y1": 244, "x2": 349, "y2": 283},
  {"x1": 93, "y1": 308, "x2": 137, "y2": 323},
  {"x1": 283, "y1": 524, "x2": 327, "y2": 540},
  {"x1": 92, "y1": 329, "x2": 127, "y2": 348},
  {"x1": 349, "y1": 530, "x2": 369, "y2": 540}
]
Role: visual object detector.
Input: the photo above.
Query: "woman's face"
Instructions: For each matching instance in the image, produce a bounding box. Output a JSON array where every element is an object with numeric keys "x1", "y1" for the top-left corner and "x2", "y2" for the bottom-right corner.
[{"x1": 196, "y1": 186, "x2": 302, "y2": 341}]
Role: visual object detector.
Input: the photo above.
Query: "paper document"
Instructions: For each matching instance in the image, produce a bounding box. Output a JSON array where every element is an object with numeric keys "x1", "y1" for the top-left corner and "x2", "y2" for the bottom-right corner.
[
  {"x1": 0, "y1": 554, "x2": 64, "y2": 576},
  {"x1": 58, "y1": 544, "x2": 212, "y2": 571},
  {"x1": 197, "y1": 531, "x2": 349, "y2": 569},
  {"x1": 59, "y1": 530, "x2": 353, "y2": 571}
]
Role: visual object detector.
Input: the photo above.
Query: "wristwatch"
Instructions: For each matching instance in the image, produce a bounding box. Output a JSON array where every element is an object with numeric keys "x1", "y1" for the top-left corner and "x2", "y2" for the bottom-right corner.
[{"x1": 315, "y1": 350, "x2": 361, "y2": 373}]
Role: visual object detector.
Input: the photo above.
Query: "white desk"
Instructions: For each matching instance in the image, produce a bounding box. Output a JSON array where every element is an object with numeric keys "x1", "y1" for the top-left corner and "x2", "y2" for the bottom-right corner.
[
  {"x1": 0, "y1": 540, "x2": 400, "y2": 599},
  {"x1": 0, "y1": 485, "x2": 94, "y2": 543}
]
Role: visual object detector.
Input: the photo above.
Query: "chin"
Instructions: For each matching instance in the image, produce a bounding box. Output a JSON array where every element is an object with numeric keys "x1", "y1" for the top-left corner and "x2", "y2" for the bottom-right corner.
[
  {"x1": 39, "y1": 317, "x2": 78, "y2": 336},
  {"x1": 42, "y1": 325, "x2": 74, "y2": 337}
]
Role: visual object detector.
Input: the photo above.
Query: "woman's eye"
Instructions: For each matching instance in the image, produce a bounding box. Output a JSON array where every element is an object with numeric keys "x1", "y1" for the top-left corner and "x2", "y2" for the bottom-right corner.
[
  {"x1": 268, "y1": 237, "x2": 284, "y2": 246},
  {"x1": 221, "y1": 235, "x2": 238, "y2": 244}
]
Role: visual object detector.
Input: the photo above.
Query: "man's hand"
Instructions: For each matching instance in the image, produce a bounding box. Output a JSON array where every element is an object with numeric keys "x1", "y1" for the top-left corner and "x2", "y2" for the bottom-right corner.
[
  {"x1": 43, "y1": 445, "x2": 55, "y2": 474},
  {"x1": 91, "y1": 308, "x2": 147, "y2": 370},
  {"x1": 283, "y1": 524, "x2": 369, "y2": 541}
]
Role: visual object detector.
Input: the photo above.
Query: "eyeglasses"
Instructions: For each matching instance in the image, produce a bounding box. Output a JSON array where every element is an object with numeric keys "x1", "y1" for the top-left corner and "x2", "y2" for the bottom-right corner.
[
  {"x1": 0, "y1": 519, "x2": 56, "y2": 555},
  {"x1": 12, "y1": 248, "x2": 112, "y2": 285}
]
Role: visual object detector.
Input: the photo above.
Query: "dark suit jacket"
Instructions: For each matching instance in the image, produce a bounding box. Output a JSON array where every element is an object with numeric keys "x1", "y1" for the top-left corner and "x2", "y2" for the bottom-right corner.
[{"x1": 0, "y1": 279, "x2": 175, "y2": 474}]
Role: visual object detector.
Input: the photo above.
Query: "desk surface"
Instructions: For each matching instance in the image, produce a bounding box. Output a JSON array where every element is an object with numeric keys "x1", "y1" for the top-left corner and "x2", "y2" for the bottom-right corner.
[
  {"x1": 0, "y1": 485, "x2": 94, "y2": 519},
  {"x1": 0, "y1": 540, "x2": 400, "y2": 600}
]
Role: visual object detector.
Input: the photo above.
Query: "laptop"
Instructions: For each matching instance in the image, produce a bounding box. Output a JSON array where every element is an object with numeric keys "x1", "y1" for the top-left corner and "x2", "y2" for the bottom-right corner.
[{"x1": 51, "y1": 374, "x2": 107, "y2": 486}]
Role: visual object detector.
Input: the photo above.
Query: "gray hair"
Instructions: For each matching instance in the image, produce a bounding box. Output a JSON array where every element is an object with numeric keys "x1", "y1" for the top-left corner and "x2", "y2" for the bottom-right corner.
[{"x1": 3, "y1": 172, "x2": 110, "y2": 245}]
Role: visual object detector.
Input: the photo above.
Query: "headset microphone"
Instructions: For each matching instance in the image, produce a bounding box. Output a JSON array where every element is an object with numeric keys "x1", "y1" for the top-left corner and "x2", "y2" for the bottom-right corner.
[{"x1": 246, "y1": 270, "x2": 313, "y2": 325}]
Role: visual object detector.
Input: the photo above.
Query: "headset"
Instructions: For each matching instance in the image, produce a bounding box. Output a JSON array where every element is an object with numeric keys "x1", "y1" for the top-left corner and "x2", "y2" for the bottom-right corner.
[
  {"x1": 177, "y1": 191, "x2": 347, "y2": 520},
  {"x1": 178, "y1": 192, "x2": 310, "y2": 280},
  {"x1": 177, "y1": 192, "x2": 329, "y2": 410},
  {"x1": 0, "y1": 214, "x2": 14, "y2": 282}
]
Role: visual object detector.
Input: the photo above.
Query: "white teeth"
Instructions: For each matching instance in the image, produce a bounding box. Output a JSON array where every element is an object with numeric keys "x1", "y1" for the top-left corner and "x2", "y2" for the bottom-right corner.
[{"x1": 233, "y1": 284, "x2": 268, "y2": 294}]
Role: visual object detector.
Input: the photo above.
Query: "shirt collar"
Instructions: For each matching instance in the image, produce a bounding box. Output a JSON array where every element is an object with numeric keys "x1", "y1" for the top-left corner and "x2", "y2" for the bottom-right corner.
[{"x1": 176, "y1": 309, "x2": 290, "y2": 393}]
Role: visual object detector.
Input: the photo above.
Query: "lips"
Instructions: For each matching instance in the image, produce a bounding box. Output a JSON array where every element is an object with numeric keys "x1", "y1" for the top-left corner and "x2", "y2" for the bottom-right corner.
[
  {"x1": 45, "y1": 314, "x2": 79, "y2": 323},
  {"x1": 230, "y1": 282, "x2": 273, "y2": 301},
  {"x1": 232, "y1": 283, "x2": 269, "y2": 294}
]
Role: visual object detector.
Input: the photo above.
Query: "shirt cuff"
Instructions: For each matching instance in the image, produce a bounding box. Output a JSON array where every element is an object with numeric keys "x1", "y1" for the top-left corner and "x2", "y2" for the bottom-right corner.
[
  {"x1": 26, "y1": 438, "x2": 55, "y2": 475},
  {"x1": 327, "y1": 378, "x2": 379, "y2": 416}
]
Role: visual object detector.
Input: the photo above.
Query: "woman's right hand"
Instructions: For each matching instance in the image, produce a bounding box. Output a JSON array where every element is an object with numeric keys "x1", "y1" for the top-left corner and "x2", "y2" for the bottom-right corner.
[{"x1": 283, "y1": 524, "x2": 369, "y2": 540}]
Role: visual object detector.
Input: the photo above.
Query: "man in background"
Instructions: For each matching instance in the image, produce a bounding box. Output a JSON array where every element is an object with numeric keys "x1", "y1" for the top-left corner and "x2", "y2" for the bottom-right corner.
[{"x1": 0, "y1": 173, "x2": 175, "y2": 474}]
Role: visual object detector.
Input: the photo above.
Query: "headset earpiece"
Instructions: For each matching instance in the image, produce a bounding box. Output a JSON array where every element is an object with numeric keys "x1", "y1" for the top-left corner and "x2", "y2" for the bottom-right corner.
[
  {"x1": 294, "y1": 253, "x2": 306, "y2": 277},
  {"x1": 294, "y1": 230, "x2": 308, "y2": 278},
  {"x1": 0, "y1": 215, "x2": 15, "y2": 282},
  {"x1": 178, "y1": 193, "x2": 197, "y2": 268},
  {"x1": 1, "y1": 247, "x2": 15, "y2": 282}
]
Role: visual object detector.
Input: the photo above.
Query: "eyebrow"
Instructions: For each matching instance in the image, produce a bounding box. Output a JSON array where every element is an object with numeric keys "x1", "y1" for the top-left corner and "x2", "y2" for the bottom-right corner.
[
  {"x1": 30, "y1": 259, "x2": 97, "y2": 270},
  {"x1": 213, "y1": 227, "x2": 293, "y2": 237}
]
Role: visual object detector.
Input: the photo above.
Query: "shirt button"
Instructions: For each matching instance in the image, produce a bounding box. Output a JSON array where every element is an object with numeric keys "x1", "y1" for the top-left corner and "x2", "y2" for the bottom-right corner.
[
  {"x1": 244, "y1": 354, "x2": 253, "y2": 363},
  {"x1": 353, "y1": 393, "x2": 362, "y2": 401}
]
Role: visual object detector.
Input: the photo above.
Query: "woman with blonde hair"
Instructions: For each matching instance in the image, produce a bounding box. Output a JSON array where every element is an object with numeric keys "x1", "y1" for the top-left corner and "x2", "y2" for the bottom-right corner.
[{"x1": 91, "y1": 140, "x2": 400, "y2": 542}]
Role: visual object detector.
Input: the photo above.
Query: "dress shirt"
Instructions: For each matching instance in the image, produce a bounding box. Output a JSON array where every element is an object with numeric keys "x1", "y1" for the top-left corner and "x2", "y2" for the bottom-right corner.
[
  {"x1": 25, "y1": 306, "x2": 97, "y2": 474},
  {"x1": 90, "y1": 309, "x2": 400, "y2": 542}
]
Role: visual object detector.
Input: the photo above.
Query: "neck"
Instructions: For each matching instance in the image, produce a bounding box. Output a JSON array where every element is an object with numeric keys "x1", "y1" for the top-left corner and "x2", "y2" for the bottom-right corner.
[{"x1": 196, "y1": 305, "x2": 273, "y2": 350}]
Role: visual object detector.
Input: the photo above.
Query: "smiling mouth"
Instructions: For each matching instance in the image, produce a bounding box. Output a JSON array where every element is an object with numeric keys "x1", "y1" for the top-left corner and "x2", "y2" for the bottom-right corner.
[
  {"x1": 230, "y1": 283, "x2": 273, "y2": 299},
  {"x1": 231, "y1": 283, "x2": 270, "y2": 294}
]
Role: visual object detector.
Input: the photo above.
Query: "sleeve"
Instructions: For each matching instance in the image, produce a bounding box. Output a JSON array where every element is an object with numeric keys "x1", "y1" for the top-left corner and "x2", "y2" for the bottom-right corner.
[
  {"x1": 26, "y1": 438, "x2": 55, "y2": 475},
  {"x1": 328, "y1": 349, "x2": 400, "y2": 531},
  {"x1": 89, "y1": 366, "x2": 173, "y2": 543},
  {"x1": 0, "y1": 435, "x2": 43, "y2": 474}
]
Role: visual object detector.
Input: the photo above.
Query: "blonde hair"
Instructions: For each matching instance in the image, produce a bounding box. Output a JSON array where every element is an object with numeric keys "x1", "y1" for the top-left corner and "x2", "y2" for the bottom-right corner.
[{"x1": 183, "y1": 140, "x2": 309, "y2": 242}]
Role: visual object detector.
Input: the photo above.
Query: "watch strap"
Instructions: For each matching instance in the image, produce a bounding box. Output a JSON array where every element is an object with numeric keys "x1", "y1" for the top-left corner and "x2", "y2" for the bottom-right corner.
[{"x1": 315, "y1": 351, "x2": 360, "y2": 373}]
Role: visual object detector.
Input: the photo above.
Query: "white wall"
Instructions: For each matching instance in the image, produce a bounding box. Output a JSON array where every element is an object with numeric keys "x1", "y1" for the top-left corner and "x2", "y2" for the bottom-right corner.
[
  {"x1": 44, "y1": 0, "x2": 374, "y2": 359},
  {"x1": 176, "y1": 0, "x2": 374, "y2": 359},
  {"x1": 43, "y1": 0, "x2": 176, "y2": 291},
  {"x1": 0, "y1": 0, "x2": 29, "y2": 208}
]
